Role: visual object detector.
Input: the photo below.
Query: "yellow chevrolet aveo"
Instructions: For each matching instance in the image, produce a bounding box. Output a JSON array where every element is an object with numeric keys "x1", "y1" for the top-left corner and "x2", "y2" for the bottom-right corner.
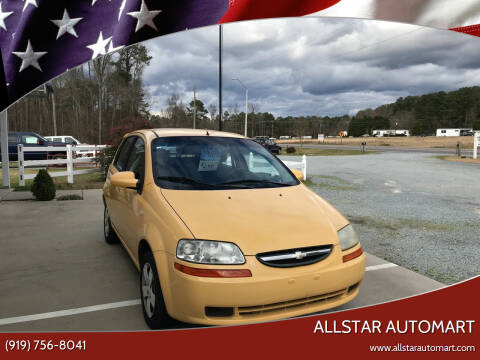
[{"x1": 103, "y1": 129, "x2": 365, "y2": 329}]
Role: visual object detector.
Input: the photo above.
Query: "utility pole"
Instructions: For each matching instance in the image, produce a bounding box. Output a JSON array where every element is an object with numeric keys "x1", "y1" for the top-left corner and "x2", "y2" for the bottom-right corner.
[
  {"x1": 1, "y1": 110, "x2": 9, "y2": 188},
  {"x1": 193, "y1": 87, "x2": 196, "y2": 129},
  {"x1": 218, "y1": 24, "x2": 223, "y2": 131},
  {"x1": 244, "y1": 88, "x2": 248, "y2": 137},
  {"x1": 51, "y1": 91, "x2": 57, "y2": 136},
  {"x1": 0, "y1": 50, "x2": 9, "y2": 188},
  {"x1": 232, "y1": 78, "x2": 248, "y2": 137}
]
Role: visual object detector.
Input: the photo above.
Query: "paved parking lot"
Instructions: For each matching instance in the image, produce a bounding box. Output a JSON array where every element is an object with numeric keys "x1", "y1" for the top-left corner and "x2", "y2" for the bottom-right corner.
[
  {"x1": 282, "y1": 151, "x2": 479, "y2": 284},
  {"x1": 0, "y1": 188, "x2": 443, "y2": 331}
]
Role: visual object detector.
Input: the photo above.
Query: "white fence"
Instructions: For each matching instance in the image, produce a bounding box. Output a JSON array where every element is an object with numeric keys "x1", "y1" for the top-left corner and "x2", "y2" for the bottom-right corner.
[
  {"x1": 474, "y1": 132, "x2": 479, "y2": 159},
  {"x1": 282, "y1": 154, "x2": 307, "y2": 181},
  {"x1": 17, "y1": 144, "x2": 105, "y2": 186}
]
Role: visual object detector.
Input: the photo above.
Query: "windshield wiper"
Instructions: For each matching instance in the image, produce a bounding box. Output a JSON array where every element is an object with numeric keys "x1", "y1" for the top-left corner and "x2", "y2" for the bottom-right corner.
[
  {"x1": 218, "y1": 179, "x2": 291, "y2": 187},
  {"x1": 156, "y1": 176, "x2": 250, "y2": 188}
]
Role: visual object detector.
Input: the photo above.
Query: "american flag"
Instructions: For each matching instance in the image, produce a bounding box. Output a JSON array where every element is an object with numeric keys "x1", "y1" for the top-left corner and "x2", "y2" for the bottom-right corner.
[
  {"x1": 1, "y1": 0, "x2": 480, "y2": 112},
  {"x1": 0, "y1": 0, "x2": 231, "y2": 111}
]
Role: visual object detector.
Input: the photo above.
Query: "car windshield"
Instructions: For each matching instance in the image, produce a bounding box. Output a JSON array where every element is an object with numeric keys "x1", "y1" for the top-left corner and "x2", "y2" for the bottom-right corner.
[{"x1": 151, "y1": 136, "x2": 299, "y2": 190}]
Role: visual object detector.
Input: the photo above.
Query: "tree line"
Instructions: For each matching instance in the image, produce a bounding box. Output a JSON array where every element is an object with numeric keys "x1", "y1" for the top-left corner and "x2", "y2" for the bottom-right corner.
[
  {"x1": 353, "y1": 87, "x2": 480, "y2": 136},
  {"x1": 6, "y1": 45, "x2": 480, "y2": 143},
  {"x1": 6, "y1": 44, "x2": 152, "y2": 144}
]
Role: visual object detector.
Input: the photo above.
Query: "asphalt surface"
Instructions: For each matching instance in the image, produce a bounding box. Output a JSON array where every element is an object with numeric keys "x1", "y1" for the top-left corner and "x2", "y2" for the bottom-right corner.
[
  {"x1": 0, "y1": 189, "x2": 443, "y2": 331},
  {"x1": 287, "y1": 143, "x2": 474, "y2": 155},
  {"x1": 281, "y1": 151, "x2": 480, "y2": 284}
]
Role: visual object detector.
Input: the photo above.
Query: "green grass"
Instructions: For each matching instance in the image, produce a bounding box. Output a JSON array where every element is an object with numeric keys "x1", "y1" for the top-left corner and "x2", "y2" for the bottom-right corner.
[
  {"x1": 347, "y1": 215, "x2": 454, "y2": 232},
  {"x1": 306, "y1": 175, "x2": 363, "y2": 192},
  {"x1": 302, "y1": 178, "x2": 314, "y2": 187},
  {"x1": 1, "y1": 169, "x2": 105, "y2": 191},
  {"x1": 281, "y1": 148, "x2": 377, "y2": 156}
]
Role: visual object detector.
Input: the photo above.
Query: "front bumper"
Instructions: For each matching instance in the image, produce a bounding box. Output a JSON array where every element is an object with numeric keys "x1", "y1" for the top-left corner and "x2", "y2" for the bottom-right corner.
[{"x1": 154, "y1": 244, "x2": 365, "y2": 325}]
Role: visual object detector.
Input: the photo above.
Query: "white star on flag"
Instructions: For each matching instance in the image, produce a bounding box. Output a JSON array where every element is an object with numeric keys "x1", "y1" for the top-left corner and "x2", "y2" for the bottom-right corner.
[
  {"x1": 22, "y1": 0, "x2": 38, "y2": 12},
  {"x1": 51, "y1": 9, "x2": 83, "y2": 39},
  {"x1": 87, "y1": 31, "x2": 112, "y2": 59},
  {"x1": 91, "y1": 0, "x2": 111, "y2": 7},
  {"x1": 12, "y1": 40, "x2": 47, "y2": 72},
  {"x1": 119, "y1": 0, "x2": 126, "y2": 21},
  {"x1": 107, "y1": 40, "x2": 124, "y2": 54},
  {"x1": 0, "y1": 3, "x2": 13, "y2": 31},
  {"x1": 127, "y1": 0, "x2": 162, "y2": 32}
]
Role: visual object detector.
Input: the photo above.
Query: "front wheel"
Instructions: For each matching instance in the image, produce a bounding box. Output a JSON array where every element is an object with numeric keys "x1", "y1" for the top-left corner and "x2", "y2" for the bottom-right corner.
[
  {"x1": 104, "y1": 207, "x2": 119, "y2": 244},
  {"x1": 140, "y1": 251, "x2": 173, "y2": 329}
]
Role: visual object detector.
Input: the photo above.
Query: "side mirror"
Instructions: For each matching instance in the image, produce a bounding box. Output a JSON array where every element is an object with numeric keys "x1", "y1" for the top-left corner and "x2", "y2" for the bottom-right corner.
[
  {"x1": 110, "y1": 171, "x2": 138, "y2": 189},
  {"x1": 291, "y1": 169, "x2": 304, "y2": 182}
]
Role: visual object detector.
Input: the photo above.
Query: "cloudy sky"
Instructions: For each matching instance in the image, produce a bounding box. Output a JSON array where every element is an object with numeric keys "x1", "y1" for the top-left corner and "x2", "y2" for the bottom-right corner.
[{"x1": 142, "y1": 17, "x2": 480, "y2": 117}]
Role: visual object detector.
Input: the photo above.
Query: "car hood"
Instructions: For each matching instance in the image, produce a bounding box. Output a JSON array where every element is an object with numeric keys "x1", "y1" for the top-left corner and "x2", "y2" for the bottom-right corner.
[{"x1": 160, "y1": 184, "x2": 349, "y2": 255}]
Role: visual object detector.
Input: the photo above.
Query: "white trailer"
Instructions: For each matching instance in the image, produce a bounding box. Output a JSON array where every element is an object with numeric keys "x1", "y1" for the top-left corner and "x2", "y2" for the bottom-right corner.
[
  {"x1": 436, "y1": 128, "x2": 472, "y2": 136},
  {"x1": 372, "y1": 129, "x2": 410, "y2": 137}
]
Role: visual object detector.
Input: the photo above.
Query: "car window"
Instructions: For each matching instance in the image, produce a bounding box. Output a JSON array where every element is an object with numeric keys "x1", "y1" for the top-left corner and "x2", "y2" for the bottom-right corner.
[
  {"x1": 152, "y1": 136, "x2": 298, "y2": 190},
  {"x1": 52, "y1": 137, "x2": 62, "y2": 142},
  {"x1": 125, "y1": 137, "x2": 145, "y2": 179},
  {"x1": 114, "y1": 137, "x2": 136, "y2": 171},
  {"x1": 65, "y1": 137, "x2": 76, "y2": 144},
  {"x1": 243, "y1": 152, "x2": 280, "y2": 177},
  {"x1": 22, "y1": 135, "x2": 40, "y2": 144},
  {"x1": 8, "y1": 135, "x2": 17, "y2": 143}
]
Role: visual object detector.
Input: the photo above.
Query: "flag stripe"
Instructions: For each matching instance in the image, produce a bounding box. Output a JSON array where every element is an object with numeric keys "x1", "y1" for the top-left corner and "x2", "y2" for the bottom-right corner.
[{"x1": 220, "y1": 0, "x2": 341, "y2": 23}]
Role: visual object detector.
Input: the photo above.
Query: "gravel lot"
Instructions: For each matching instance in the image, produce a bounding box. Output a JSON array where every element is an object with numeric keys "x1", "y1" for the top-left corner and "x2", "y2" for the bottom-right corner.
[{"x1": 281, "y1": 152, "x2": 480, "y2": 284}]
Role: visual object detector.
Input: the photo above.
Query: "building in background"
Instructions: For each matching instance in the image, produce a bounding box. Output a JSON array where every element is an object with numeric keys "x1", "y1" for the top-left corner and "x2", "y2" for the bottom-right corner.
[{"x1": 436, "y1": 128, "x2": 473, "y2": 136}]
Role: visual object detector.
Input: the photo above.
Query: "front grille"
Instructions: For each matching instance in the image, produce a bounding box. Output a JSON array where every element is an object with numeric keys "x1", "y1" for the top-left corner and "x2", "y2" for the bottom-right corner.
[
  {"x1": 238, "y1": 289, "x2": 346, "y2": 317},
  {"x1": 204, "y1": 287, "x2": 353, "y2": 318},
  {"x1": 256, "y1": 245, "x2": 333, "y2": 268}
]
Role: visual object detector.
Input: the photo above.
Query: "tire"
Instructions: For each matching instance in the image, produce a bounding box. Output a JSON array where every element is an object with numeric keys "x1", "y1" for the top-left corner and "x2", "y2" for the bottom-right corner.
[
  {"x1": 140, "y1": 251, "x2": 173, "y2": 329},
  {"x1": 104, "y1": 206, "x2": 119, "y2": 244}
]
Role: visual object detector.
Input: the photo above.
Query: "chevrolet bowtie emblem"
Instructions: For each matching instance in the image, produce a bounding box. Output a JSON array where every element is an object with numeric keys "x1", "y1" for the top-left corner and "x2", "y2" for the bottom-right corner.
[{"x1": 294, "y1": 251, "x2": 307, "y2": 259}]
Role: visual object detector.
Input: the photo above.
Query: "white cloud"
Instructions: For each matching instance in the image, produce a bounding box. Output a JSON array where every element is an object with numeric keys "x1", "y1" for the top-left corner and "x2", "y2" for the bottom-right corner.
[{"x1": 141, "y1": 17, "x2": 480, "y2": 117}]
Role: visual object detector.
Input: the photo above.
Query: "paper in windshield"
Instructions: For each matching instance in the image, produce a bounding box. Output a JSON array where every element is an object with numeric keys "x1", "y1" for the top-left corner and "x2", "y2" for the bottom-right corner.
[{"x1": 198, "y1": 146, "x2": 221, "y2": 172}]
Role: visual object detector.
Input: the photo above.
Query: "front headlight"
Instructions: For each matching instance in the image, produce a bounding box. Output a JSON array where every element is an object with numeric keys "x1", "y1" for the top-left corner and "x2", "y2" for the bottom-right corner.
[
  {"x1": 176, "y1": 239, "x2": 245, "y2": 265},
  {"x1": 338, "y1": 224, "x2": 359, "y2": 251}
]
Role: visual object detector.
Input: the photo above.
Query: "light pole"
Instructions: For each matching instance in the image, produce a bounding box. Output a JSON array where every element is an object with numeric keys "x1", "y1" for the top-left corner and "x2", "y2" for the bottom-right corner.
[
  {"x1": 219, "y1": 25, "x2": 223, "y2": 131},
  {"x1": 232, "y1": 78, "x2": 248, "y2": 137}
]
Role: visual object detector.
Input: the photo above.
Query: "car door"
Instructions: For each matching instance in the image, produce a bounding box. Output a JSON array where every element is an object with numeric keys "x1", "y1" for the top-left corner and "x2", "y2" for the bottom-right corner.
[
  {"x1": 21, "y1": 134, "x2": 46, "y2": 160},
  {"x1": 107, "y1": 136, "x2": 136, "y2": 241},
  {"x1": 120, "y1": 136, "x2": 146, "y2": 256}
]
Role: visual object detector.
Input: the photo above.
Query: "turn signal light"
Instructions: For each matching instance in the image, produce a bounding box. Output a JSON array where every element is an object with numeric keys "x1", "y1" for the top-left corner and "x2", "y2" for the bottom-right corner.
[
  {"x1": 342, "y1": 247, "x2": 363, "y2": 263},
  {"x1": 174, "y1": 263, "x2": 252, "y2": 278}
]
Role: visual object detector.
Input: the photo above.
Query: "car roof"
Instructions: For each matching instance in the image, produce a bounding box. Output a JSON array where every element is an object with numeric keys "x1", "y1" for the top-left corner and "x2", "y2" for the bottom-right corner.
[
  {"x1": 9, "y1": 132, "x2": 38, "y2": 135},
  {"x1": 125, "y1": 128, "x2": 247, "y2": 141}
]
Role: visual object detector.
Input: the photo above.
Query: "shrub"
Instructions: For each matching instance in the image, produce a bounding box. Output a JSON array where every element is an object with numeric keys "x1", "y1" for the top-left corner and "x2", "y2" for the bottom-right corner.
[
  {"x1": 31, "y1": 169, "x2": 56, "y2": 201},
  {"x1": 286, "y1": 146, "x2": 296, "y2": 154},
  {"x1": 98, "y1": 145, "x2": 118, "y2": 180}
]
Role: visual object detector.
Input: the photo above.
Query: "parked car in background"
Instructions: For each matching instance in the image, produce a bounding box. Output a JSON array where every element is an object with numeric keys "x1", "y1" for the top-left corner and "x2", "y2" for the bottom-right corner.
[
  {"x1": 44, "y1": 135, "x2": 96, "y2": 157},
  {"x1": 103, "y1": 129, "x2": 365, "y2": 329},
  {"x1": 254, "y1": 137, "x2": 282, "y2": 155},
  {"x1": 0, "y1": 132, "x2": 66, "y2": 161},
  {"x1": 460, "y1": 130, "x2": 474, "y2": 136}
]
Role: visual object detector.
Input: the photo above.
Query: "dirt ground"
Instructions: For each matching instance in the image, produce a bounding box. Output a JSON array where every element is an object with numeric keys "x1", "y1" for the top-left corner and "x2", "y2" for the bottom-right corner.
[
  {"x1": 278, "y1": 136, "x2": 475, "y2": 149},
  {"x1": 439, "y1": 156, "x2": 480, "y2": 164}
]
